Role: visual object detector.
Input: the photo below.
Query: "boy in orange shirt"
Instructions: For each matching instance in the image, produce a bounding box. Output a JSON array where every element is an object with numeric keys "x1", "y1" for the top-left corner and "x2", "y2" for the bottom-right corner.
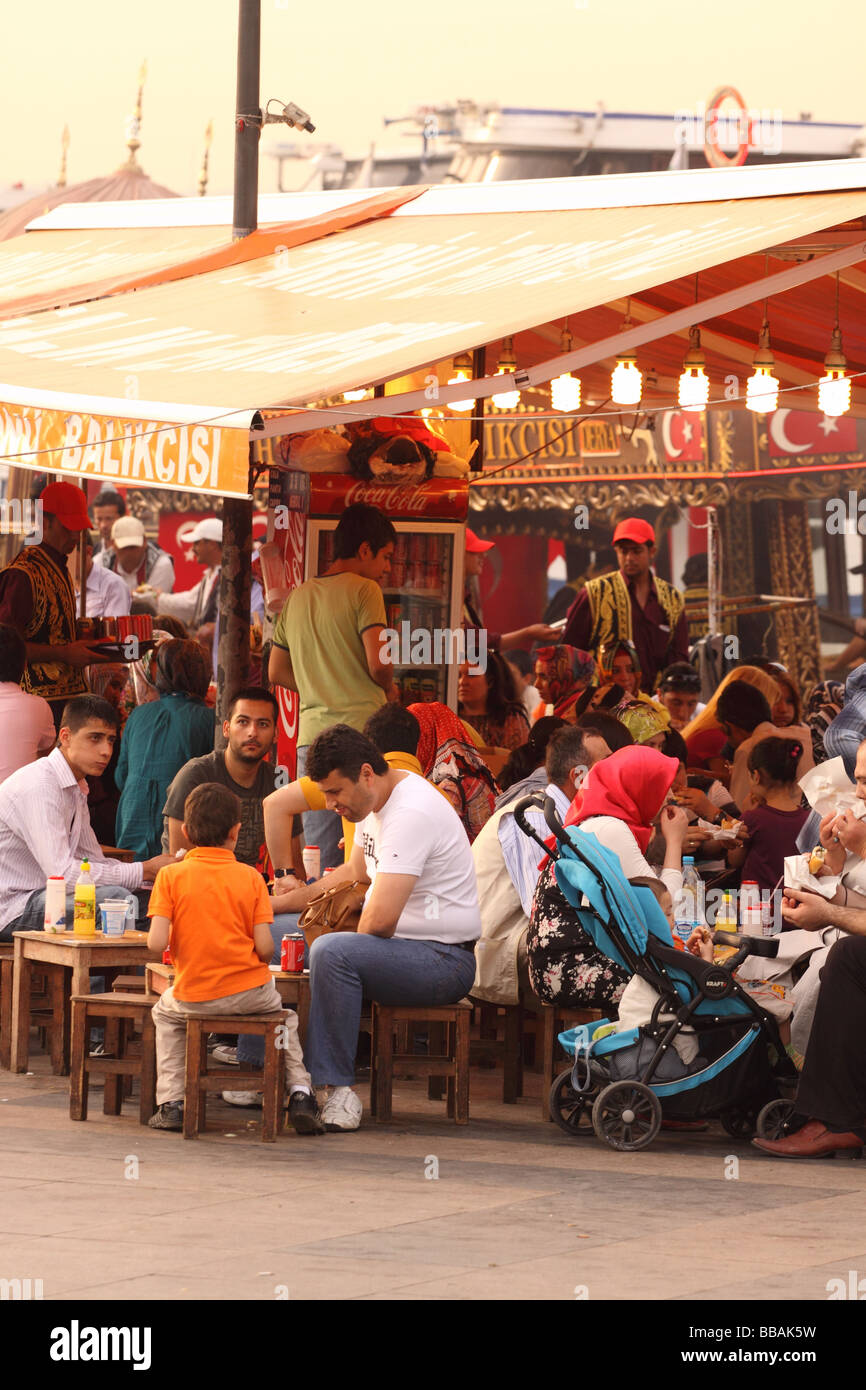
[{"x1": 147, "y1": 781, "x2": 322, "y2": 1134}]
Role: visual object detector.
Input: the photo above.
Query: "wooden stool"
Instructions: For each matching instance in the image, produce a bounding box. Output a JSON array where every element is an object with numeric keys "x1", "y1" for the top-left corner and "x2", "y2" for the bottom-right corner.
[
  {"x1": 182, "y1": 1013, "x2": 287, "y2": 1142},
  {"x1": 370, "y1": 1000, "x2": 471, "y2": 1124},
  {"x1": 111, "y1": 973, "x2": 146, "y2": 994},
  {"x1": 0, "y1": 945, "x2": 15, "y2": 1070},
  {"x1": 470, "y1": 999, "x2": 525, "y2": 1104},
  {"x1": 0, "y1": 949, "x2": 61, "y2": 1071},
  {"x1": 541, "y1": 1004, "x2": 602, "y2": 1119},
  {"x1": 69, "y1": 992, "x2": 158, "y2": 1124}
]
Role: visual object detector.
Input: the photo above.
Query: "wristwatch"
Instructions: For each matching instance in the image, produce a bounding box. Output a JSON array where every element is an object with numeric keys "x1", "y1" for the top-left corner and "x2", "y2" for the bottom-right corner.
[{"x1": 274, "y1": 869, "x2": 291, "y2": 879}]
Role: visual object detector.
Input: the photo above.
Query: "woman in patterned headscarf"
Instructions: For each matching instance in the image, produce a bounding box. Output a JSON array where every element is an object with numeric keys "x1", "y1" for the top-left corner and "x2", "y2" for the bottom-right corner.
[
  {"x1": 532, "y1": 645, "x2": 597, "y2": 723},
  {"x1": 408, "y1": 701, "x2": 499, "y2": 842},
  {"x1": 114, "y1": 639, "x2": 214, "y2": 856}
]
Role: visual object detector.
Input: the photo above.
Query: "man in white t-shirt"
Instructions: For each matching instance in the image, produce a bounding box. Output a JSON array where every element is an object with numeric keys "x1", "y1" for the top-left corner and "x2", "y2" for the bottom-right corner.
[{"x1": 300, "y1": 724, "x2": 480, "y2": 1131}]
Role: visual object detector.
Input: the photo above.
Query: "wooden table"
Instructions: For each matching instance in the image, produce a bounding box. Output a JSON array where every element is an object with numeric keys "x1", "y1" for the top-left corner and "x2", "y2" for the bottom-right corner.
[
  {"x1": 144, "y1": 963, "x2": 311, "y2": 1042},
  {"x1": 10, "y1": 931, "x2": 158, "y2": 1075}
]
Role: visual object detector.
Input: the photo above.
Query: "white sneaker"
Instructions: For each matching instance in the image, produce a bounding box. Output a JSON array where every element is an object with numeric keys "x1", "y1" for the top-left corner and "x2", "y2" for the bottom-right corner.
[
  {"x1": 320, "y1": 1086, "x2": 362, "y2": 1132},
  {"x1": 212, "y1": 1045, "x2": 238, "y2": 1065},
  {"x1": 221, "y1": 1090, "x2": 263, "y2": 1108}
]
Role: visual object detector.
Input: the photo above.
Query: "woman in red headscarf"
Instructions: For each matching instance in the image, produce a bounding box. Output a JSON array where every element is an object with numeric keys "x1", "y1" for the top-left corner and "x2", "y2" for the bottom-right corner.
[
  {"x1": 526, "y1": 746, "x2": 689, "y2": 1011},
  {"x1": 408, "y1": 701, "x2": 499, "y2": 842}
]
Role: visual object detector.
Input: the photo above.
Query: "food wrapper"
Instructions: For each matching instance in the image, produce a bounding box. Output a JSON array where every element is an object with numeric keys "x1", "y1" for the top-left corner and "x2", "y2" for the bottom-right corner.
[
  {"x1": 798, "y1": 757, "x2": 866, "y2": 819},
  {"x1": 783, "y1": 854, "x2": 840, "y2": 899},
  {"x1": 696, "y1": 816, "x2": 741, "y2": 840}
]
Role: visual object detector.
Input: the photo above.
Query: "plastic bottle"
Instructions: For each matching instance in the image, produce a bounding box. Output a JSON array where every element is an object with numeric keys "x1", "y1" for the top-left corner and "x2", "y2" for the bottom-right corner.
[
  {"x1": 717, "y1": 888, "x2": 737, "y2": 931},
  {"x1": 739, "y1": 880, "x2": 762, "y2": 933},
  {"x1": 43, "y1": 875, "x2": 66, "y2": 933},
  {"x1": 674, "y1": 857, "x2": 704, "y2": 944},
  {"x1": 73, "y1": 860, "x2": 96, "y2": 936}
]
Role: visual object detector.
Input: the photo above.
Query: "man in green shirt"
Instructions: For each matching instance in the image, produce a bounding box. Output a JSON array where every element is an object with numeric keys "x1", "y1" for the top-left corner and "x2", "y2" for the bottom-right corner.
[{"x1": 269, "y1": 503, "x2": 397, "y2": 868}]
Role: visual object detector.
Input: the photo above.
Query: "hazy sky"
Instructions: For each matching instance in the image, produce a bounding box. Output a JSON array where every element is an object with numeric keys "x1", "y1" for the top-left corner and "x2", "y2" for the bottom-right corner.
[{"x1": 3, "y1": 0, "x2": 866, "y2": 197}]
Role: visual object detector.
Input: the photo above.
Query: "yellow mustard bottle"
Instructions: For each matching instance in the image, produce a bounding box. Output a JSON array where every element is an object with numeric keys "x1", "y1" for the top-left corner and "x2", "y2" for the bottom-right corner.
[{"x1": 73, "y1": 860, "x2": 96, "y2": 936}]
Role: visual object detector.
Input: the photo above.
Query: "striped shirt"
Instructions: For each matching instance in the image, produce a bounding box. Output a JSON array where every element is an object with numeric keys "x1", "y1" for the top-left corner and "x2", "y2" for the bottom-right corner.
[
  {"x1": 0, "y1": 747, "x2": 144, "y2": 932},
  {"x1": 497, "y1": 782, "x2": 571, "y2": 917}
]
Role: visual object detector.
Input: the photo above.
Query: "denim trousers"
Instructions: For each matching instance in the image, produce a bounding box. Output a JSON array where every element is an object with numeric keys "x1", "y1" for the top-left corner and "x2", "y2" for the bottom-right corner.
[
  {"x1": 236, "y1": 911, "x2": 305, "y2": 1068},
  {"x1": 0, "y1": 885, "x2": 139, "y2": 941},
  {"x1": 304, "y1": 932, "x2": 477, "y2": 1088},
  {"x1": 296, "y1": 745, "x2": 343, "y2": 871}
]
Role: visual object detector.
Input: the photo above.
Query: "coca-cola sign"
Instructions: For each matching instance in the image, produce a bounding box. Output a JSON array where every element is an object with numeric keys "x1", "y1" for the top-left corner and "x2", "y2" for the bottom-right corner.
[{"x1": 309, "y1": 472, "x2": 468, "y2": 520}]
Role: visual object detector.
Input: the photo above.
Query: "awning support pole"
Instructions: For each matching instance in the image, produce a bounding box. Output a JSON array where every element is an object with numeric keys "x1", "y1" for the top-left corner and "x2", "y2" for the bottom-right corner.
[{"x1": 216, "y1": 0, "x2": 259, "y2": 738}]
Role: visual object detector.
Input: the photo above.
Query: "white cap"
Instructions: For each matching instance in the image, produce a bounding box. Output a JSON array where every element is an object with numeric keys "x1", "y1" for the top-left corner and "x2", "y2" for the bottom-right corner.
[
  {"x1": 111, "y1": 516, "x2": 146, "y2": 549},
  {"x1": 186, "y1": 518, "x2": 223, "y2": 544}
]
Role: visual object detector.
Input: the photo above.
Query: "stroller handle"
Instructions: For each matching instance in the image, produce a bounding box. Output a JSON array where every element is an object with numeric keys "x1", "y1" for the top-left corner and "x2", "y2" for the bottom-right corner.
[{"x1": 513, "y1": 793, "x2": 560, "y2": 860}]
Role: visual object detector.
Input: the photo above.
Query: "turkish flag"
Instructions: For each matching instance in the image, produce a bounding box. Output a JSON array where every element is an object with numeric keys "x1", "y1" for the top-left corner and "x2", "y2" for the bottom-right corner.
[
  {"x1": 659, "y1": 411, "x2": 705, "y2": 463},
  {"x1": 766, "y1": 408, "x2": 858, "y2": 458}
]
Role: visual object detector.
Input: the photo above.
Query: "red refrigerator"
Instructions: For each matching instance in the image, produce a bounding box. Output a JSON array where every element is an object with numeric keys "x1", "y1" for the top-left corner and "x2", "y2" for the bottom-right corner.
[{"x1": 267, "y1": 470, "x2": 469, "y2": 775}]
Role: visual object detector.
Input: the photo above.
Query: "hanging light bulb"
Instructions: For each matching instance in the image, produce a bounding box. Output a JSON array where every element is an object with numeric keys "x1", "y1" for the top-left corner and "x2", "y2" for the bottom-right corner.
[
  {"x1": 746, "y1": 318, "x2": 779, "y2": 414},
  {"x1": 611, "y1": 351, "x2": 642, "y2": 406},
  {"x1": 818, "y1": 277, "x2": 851, "y2": 417},
  {"x1": 550, "y1": 324, "x2": 582, "y2": 412},
  {"x1": 342, "y1": 387, "x2": 369, "y2": 403},
  {"x1": 610, "y1": 300, "x2": 642, "y2": 406},
  {"x1": 678, "y1": 326, "x2": 710, "y2": 413},
  {"x1": 819, "y1": 327, "x2": 851, "y2": 417},
  {"x1": 446, "y1": 351, "x2": 474, "y2": 412},
  {"x1": 491, "y1": 336, "x2": 520, "y2": 410}
]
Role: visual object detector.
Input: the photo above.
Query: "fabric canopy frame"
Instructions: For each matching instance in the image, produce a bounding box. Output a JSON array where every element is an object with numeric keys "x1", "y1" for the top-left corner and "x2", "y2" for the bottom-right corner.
[{"x1": 2, "y1": 162, "x2": 866, "y2": 496}]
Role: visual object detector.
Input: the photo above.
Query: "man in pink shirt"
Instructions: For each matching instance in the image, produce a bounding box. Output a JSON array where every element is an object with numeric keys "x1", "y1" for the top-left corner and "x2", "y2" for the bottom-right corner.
[{"x1": 0, "y1": 623, "x2": 55, "y2": 783}]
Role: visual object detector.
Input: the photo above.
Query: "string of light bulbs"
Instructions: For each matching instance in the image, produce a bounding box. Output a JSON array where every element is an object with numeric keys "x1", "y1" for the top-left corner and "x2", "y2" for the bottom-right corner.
[{"x1": 338, "y1": 291, "x2": 855, "y2": 421}]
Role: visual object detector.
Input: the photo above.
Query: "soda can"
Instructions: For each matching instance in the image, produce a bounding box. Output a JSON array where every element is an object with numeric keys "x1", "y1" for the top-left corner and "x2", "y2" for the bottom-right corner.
[
  {"x1": 281, "y1": 934, "x2": 305, "y2": 973},
  {"x1": 162, "y1": 947, "x2": 173, "y2": 965},
  {"x1": 302, "y1": 845, "x2": 320, "y2": 882}
]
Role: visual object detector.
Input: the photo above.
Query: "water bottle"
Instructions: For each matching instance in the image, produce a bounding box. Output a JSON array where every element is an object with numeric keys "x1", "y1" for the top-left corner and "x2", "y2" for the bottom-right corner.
[
  {"x1": 73, "y1": 860, "x2": 96, "y2": 937},
  {"x1": 674, "y1": 857, "x2": 704, "y2": 944}
]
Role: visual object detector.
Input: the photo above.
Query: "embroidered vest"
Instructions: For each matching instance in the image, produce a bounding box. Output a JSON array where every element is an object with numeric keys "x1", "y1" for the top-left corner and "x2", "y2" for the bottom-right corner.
[
  {"x1": 3, "y1": 545, "x2": 88, "y2": 701},
  {"x1": 584, "y1": 571, "x2": 685, "y2": 654}
]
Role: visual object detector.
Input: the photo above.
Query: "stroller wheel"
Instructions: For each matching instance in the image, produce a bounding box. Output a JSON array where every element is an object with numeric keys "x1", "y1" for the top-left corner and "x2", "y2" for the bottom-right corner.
[
  {"x1": 549, "y1": 1067, "x2": 596, "y2": 1138},
  {"x1": 592, "y1": 1081, "x2": 661, "y2": 1152},
  {"x1": 720, "y1": 1106, "x2": 760, "y2": 1139},
  {"x1": 756, "y1": 1098, "x2": 797, "y2": 1141}
]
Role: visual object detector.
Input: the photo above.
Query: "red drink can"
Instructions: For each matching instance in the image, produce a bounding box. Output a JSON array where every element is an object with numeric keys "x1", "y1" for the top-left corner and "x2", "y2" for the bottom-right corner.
[
  {"x1": 162, "y1": 947, "x2": 172, "y2": 965},
  {"x1": 281, "y1": 934, "x2": 305, "y2": 973}
]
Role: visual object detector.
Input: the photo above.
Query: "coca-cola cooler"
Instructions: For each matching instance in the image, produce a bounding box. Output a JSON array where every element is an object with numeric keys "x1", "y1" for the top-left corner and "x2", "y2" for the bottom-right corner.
[{"x1": 265, "y1": 470, "x2": 469, "y2": 776}]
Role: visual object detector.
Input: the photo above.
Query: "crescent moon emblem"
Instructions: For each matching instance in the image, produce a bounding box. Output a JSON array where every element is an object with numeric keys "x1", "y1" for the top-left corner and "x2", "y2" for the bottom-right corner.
[
  {"x1": 769, "y1": 408, "x2": 810, "y2": 454},
  {"x1": 661, "y1": 411, "x2": 682, "y2": 459}
]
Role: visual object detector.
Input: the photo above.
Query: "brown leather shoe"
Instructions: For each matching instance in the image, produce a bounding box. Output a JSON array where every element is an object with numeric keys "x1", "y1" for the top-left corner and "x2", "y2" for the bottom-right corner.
[{"x1": 752, "y1": 1117, "x2": 864, "y2": 1160}]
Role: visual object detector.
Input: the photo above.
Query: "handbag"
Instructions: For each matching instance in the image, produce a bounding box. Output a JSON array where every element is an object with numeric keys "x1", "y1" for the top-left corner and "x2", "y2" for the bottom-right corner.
[{"x1": 298, "y1": 878, "x2": 368, "y2": 946}]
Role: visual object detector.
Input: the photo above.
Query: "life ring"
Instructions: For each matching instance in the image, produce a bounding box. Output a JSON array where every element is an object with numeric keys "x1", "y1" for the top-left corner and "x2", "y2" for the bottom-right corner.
[{"x1": 704, "y1": 86, "x2": 752, "y2": 168}]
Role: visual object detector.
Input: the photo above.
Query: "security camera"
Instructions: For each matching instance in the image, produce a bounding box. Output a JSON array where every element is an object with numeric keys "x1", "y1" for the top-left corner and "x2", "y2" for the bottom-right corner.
[
  {"x1": 262, "y1": 98, "x2": 317, "y2": 134},
  {"x1": 281, "y1": 101, "x2": 315, "y2": 134}
]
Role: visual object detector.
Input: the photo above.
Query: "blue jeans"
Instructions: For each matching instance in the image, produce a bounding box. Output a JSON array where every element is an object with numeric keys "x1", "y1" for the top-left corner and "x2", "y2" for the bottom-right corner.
[
  {"x1": 305, "y1": 933, "x2": 477, "y2": 1088},
  {"x1": 0, "y1": 885, "x2": 139, "y2": 941},
  {"x1": 236, "y1": 912, "x2": 305, "y2": 1068},
  {"x1": 296, "y1": 745, "x2": 343, "y2": 871}
]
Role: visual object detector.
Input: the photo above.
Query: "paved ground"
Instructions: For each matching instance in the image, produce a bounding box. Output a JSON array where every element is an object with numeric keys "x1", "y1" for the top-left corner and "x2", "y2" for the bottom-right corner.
[{"x1": 1, "y1": 1054, "x2": 864, "y2": 1302}]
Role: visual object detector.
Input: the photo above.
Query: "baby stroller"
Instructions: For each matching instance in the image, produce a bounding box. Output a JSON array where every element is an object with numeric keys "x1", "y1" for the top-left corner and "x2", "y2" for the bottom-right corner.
[{"x1": 515, "y1": 794, "x2": 799, "y2": 1152}]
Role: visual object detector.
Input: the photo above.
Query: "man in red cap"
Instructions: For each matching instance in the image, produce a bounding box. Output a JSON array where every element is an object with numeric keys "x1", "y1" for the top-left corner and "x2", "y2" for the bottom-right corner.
[
  {"x1": 0, "y1": 482, "x2": 109, "y2": 727},
  {"x1": 464, "y1": 529, "x2": 560, "y2": 650},
  {"x1": 561, "y1": 517, "x2": 688, "y2": 690}
]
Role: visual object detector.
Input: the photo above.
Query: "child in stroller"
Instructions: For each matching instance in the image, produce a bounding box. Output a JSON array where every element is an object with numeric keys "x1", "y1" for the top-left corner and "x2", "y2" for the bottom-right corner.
[{"x1": 515, "y1": 793, "x2": 798, "y2": 1152}]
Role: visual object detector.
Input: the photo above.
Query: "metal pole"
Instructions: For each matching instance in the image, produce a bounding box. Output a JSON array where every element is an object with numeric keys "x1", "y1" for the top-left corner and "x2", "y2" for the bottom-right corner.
[{"x1": 216, "y1": 0, "x2": 259, "y2": 740}]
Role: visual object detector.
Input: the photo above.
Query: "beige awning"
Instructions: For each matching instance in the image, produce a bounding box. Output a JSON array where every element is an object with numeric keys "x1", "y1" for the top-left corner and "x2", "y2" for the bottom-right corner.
[{"x1": 2, "y1": 163, "x2": 866, "y2": 496}]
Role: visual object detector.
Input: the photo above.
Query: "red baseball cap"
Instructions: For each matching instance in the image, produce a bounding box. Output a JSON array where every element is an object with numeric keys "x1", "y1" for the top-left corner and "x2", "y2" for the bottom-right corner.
[
  {"x1": 466, "y1": 528, "x2": 495, "y2": 554},
  {"x1": 612, "y1": 517, "x2": 655, "y2": 547},
  {"x1": 39, "y1": 481, "x2": 91, "y2": 532}
]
